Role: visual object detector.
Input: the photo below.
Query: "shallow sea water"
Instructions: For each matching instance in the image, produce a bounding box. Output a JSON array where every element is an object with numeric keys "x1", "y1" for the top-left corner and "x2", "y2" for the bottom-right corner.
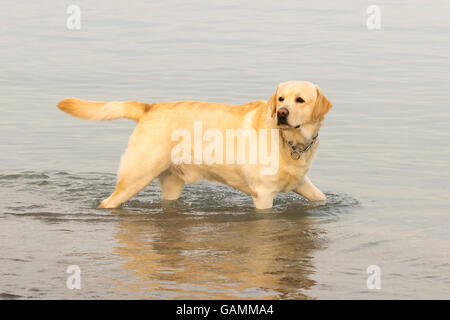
[{"x1": 0, "y1": 0, "x2": 449, "y2": 299}]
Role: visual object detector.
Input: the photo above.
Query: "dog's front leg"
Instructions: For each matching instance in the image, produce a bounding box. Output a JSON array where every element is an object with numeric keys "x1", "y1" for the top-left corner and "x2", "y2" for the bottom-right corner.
[
  {"x1": 252, "y1": 189, "x2": 274, "y2": 210},
  {"x1": 294, "y1": 176, "x2": 326, "y2": 201}
]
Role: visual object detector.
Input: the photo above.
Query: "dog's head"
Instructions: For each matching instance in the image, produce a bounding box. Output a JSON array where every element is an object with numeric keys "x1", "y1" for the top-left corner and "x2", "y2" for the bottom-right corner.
[{"x1": 267, "y1": 81, "x2": 332, "y2": 128}]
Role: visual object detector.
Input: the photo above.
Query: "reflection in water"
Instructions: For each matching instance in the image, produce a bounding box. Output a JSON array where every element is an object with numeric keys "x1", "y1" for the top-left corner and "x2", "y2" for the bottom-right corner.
[
  {"x1": 0, "y1": 171, "x2": 358, "y2": 299},
  {"x1": 112, "y1": 202, "x2": 326, "y2": 299}
]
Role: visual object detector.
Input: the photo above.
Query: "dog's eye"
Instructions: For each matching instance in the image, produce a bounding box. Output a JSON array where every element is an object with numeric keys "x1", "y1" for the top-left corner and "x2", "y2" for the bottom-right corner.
[
  {"x1": 278, "y1": 97, "x2": 284, "y2": 102},
  {"x1": 296, "y1": 97, "x2": 305, "y2": 103}
]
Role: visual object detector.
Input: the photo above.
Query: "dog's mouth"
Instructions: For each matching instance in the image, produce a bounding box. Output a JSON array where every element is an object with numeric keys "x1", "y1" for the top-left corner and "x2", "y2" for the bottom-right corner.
[
  {"x1": 277, "y1": 121, "x2": 300, "y2": 130},
  {"x1": 277, "y1": 123, "x2": 290, "y2": 129},
  {"x1": 277, "y1": 114, "x2": 301, "y2": 128},
  {"x1": 277, "y1": 116, "x2": 289, "y2": 126}
]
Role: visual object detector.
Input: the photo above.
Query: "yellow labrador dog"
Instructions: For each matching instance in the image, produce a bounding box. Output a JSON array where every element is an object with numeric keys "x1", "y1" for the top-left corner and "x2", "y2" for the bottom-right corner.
[{"x1": 58, "y1": 80, "x2": 332, "y2": 210}]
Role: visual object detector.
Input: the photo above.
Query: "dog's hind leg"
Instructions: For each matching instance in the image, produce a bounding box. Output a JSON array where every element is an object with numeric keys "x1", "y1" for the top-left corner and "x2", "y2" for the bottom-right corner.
[
  {"x1": 99, "y1": 145, "x2": 170, "y2": 209},
  {"x1": 158, "y1": 171, "x2": 185, "y2": 200}
]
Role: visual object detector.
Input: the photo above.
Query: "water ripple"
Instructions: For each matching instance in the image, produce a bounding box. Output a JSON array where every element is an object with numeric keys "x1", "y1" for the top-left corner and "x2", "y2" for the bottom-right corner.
[{"x1": 0, "y1": 170, "x2": 359, "y2": 223}]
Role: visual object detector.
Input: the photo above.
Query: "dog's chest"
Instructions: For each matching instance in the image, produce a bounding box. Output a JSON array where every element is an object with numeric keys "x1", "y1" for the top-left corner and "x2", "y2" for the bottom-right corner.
[
  {"x1": 274, "y1": 164, "x2": 308, "y2": 192},
  {"x1": 275, "y1": 148, "x2": 317, "y2": 192}
]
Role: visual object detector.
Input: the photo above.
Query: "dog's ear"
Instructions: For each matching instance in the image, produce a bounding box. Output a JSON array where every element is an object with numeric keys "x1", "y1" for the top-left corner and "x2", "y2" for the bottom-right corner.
[
  {"x1": 312, "y1": 86, "x2": 332, "y2": 120},
  {"x1": 266, "y1": 87, "x2": 278, "y2": 119}
]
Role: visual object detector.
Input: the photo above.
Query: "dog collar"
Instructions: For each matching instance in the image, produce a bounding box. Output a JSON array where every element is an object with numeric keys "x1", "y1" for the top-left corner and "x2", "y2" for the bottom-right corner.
[{"x1": 288, "y1": 134, "x2": 318, "y2": 160}]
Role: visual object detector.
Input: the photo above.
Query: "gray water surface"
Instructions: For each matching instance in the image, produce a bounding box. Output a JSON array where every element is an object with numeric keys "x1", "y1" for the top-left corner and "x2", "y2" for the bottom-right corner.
[{"x1": 1, "y1": 0, "x2": 449, "y2": 299}]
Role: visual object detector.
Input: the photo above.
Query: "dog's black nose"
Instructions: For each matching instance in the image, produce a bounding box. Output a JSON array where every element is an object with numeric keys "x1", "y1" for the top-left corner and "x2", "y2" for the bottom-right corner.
[{"x1": 277, "y1": 107, "x2": 289, "y2": 118}]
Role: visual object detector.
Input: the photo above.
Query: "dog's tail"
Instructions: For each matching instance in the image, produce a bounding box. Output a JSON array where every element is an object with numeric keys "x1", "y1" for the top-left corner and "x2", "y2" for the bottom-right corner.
[{"x1": 57, "y1": 98, "x2": 149, "y2": 121}]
